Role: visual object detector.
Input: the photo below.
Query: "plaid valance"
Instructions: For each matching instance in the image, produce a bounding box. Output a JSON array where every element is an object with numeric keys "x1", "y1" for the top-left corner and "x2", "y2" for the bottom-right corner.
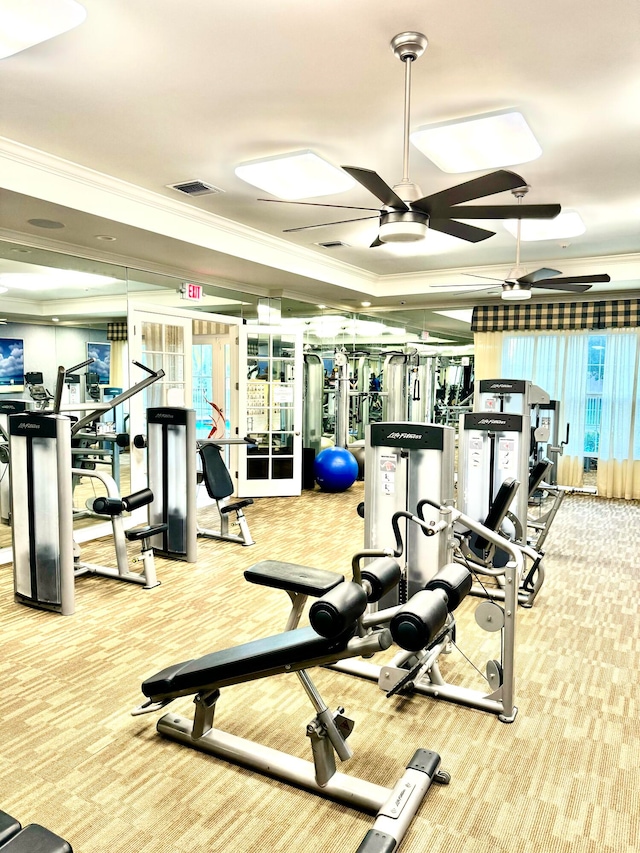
[
  {"x1": 107, "y1": 321, "x2": 128, "y2": 341},
  {"x1": 472, "y1": 299, "x2": 640, "y2": 332}
]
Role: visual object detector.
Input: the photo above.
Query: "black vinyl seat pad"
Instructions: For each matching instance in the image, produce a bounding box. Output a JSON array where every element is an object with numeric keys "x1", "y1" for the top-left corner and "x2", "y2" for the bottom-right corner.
[{"x1": 142, "y1": 625, "x2": 356, "y2": 702}]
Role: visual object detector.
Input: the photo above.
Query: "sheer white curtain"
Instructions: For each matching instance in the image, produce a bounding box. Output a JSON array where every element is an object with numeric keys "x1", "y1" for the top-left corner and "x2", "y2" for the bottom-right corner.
[
  {"x1": 597, "y1": 329, "x2": 640, "y2": 499},
  {"x1": 501, "y1": 331, "x2": 588, "y2": 486},
  {"x1": 556, "y1": 333, "x2": 589, "y2": 486},
  {"x1": 474, "y1": 332, "x2": 504, "y2": 379}
]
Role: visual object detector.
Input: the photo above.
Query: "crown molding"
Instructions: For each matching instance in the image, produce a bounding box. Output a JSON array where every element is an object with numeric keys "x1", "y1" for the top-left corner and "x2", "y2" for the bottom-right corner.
[{"x1": 0, "y1": 136, "x2": 377, "y2": 293}]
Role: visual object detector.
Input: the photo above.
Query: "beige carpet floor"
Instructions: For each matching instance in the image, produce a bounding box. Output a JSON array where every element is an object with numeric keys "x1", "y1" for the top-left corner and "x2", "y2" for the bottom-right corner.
[{"x1": 0, "y1": 483, "x2": 638, "y2": 853}]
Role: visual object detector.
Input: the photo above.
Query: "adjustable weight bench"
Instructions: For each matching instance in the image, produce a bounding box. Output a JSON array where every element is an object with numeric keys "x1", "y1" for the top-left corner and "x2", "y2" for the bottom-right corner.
[
  {"x1": 0, "y1": 811, "x2": 71, "y2": 852},
  {"x1": 135, "y1": 559, "x2": 453, "y2": 853}
]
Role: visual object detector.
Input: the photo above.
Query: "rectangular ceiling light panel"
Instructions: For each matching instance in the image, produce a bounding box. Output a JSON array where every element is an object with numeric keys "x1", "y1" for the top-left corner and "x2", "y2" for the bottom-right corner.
[
  {"x1": 0, "y1": 0, "x2": 86, "y2": 59},
  {"x1": 235, "y1": 150, "x2": 355, "y2": 200},
  {"x1": 410, "y1": 110, "x2": 542, "y2": 173},
  {"x1": 503, "y1": 211, "x2": 586, "y2": 241}
]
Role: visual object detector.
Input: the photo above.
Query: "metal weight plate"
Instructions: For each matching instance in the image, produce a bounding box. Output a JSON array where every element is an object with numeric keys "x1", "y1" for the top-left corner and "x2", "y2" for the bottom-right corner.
[{"x1": 474, "y1": 599, "x2": 505, "y2": 632}]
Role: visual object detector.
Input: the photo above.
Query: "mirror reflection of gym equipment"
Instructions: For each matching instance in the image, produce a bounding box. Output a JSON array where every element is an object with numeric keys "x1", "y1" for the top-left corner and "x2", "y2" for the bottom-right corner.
[{"x1": 9, "y1": 361, "x2": 166, "y2": 615}]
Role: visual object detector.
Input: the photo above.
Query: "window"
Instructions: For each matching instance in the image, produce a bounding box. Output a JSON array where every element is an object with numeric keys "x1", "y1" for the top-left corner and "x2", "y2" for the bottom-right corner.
[{"x1": 584, "y1": 335, "x2": 605, "y2": 457}]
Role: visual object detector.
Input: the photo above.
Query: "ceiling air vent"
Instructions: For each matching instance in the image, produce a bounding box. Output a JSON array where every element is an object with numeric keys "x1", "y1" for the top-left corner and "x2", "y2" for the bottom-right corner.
[
  {"x1": 316, "y1": 240, "x2": 349, "y2": 249},
  {"x1": 167, "y1": 180, "x2": 224, "y2": 196}
]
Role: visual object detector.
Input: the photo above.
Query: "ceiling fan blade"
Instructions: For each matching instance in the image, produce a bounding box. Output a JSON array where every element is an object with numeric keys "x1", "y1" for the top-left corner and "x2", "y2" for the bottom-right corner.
[
  {"x1": 532, "y1": 281, "x2": 593, "y2": 293},
  {"x1": 517, "y1": 268, "x2": 562, "y2": 284},
  {"x1": 533, "y1": 273, "x2": 611, "y2": 286},
  {"x1": 432, "y1": 204, "x2": 561, "y2": 220},
  {"x1": 258, "y1": 198, "x2": 380, "y2": 212},
  {"x1": 429, "y1": 218, "x2": 496, "y2": 243},
  {"x1": 462, "y1": 273, "x2": 507, "y2": 283},
  {"x1": 341, "y1": 166, "x2": 410, "y2": 210},
  {"x1": 412, "y1": 169, "x2": 526, "y2": 211},
  {"x1": 283, "y1": 215, "x2": 380, "y2": 233}
]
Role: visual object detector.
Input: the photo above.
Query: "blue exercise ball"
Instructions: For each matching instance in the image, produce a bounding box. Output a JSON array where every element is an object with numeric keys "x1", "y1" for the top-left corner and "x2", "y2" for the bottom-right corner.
[{"x1": 314, "y1": 446, "x2": 359, "y2": 493}]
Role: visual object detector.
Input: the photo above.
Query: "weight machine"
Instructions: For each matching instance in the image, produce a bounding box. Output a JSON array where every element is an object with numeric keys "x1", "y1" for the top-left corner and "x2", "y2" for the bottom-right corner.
[
  {"x1": 9, "y1": 361, "x2": 164, "y2": 615},
  {"x1": 347, "y1": 421, "x2": 523, "y2": 721}
]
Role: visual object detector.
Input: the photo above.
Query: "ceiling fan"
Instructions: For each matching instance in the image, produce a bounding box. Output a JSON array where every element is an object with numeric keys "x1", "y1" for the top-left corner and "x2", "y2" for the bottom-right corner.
[
  {"x1": 258, "y1": 31, "x2": 561, "y2": 246},
  {"x1": 434, "y1": 186, "x2": 612, "y2": 300}
]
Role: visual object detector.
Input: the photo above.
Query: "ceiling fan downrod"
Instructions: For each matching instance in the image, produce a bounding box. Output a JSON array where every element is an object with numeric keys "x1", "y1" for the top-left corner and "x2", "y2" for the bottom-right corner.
[
  {"x1": 390, "y1": 32, "x2": 428, "y2": 195},
  {"x1": 509, "y1": 186, "x2": 529, "y2": 279}
]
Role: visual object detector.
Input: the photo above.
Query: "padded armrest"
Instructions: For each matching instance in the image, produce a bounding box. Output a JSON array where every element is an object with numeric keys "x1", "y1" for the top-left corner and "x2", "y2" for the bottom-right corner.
[{"x1": 244, "y1": 560, "x2": 344, "y2": 596}]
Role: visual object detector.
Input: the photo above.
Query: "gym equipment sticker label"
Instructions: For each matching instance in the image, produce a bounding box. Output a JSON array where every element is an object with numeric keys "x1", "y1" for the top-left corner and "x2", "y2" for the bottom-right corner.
[
  {"x1": 498, "y1": 437, "x2": 516, "y2": 471},
  {"x1": 380, "y1": 455, "x2": 397, "y2": 495}
]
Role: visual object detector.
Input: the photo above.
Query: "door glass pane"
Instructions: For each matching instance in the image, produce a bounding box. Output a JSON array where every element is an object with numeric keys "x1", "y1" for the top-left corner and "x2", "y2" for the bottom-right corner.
[
  {"x1": 165, "y1": 354, "x2": 185, "y2": 383},
  {"x1": 271, "y1": 432, "x2": 293, "y2": 454},
  {"x1": 166, "y1": 326, "x2": 184, "y2": 353},
  {"x1": 247, "y1": 432, "x2": 269, "y2": 454},
  {"x1": 273, "y1": 406, "x2": 294, "y2": 432},
  {"x1": 272, "y1": 458, "x2": 294, "y2": 479},
  {"x1": 247, "y1": 458, "x2": 269, "y2": 479}
]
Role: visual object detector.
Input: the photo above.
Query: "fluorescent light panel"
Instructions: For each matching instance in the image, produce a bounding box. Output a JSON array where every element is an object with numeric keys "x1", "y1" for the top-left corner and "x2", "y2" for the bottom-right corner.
[
  {"x1": 503, "y1": 211, "x2": 586, "y2": 241},
  {"x1": 0, "y1": 0, "x2": 86, "y2": 59},
  {"x1": 235, "y1": 150, "x2": 355, "y2": 200},
  {"x1": 0, "y1": 271, "x2": 117, "y2": 291},
  {"x1": 433, "y1": 309, "x2": 474, "y2": 324},
  {"x1": 411, "y1": 110, "x2": 541, "y2": 173}
]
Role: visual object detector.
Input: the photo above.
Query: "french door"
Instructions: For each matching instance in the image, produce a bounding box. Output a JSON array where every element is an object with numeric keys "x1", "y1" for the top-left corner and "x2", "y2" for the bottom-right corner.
[{"x1": 237, "y1": 325, "x2": 303, "y2": 497}]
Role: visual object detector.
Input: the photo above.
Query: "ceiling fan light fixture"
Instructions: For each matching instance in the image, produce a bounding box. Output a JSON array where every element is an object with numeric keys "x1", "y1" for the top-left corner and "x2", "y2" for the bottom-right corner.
[
  {"x1": 378, "y1": 210, "x2": 428, "y2": 243},
  {"x1": 410, "y1": 110, "x2": 542, "y2": 174},
  {"x1": 378, "y1": 220, "x2": 427, "y2": 243},
  {"x1": 235, "y1": 150, "x2": 355, "y2": 200},
  {"x1": 501, "y1": 284, "x2": 532, "y2": 301},
  {"x1": 0, "y1": 0, "x2": 86, "y2": 59},
  {"x1": 503, "y1": 210, "x2": 586, "y2": 241}
]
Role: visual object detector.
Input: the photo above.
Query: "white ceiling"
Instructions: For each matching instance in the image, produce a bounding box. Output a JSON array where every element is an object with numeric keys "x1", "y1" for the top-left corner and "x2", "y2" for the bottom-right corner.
[{"x1": 0, "y1": 0, "x2": 639, "y2": 332}]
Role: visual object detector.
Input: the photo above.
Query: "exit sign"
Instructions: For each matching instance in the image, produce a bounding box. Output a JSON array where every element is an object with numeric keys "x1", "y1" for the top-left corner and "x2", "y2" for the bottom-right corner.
[{"x1": 181, "y1": 282, "x2": 203, "y2": 301}]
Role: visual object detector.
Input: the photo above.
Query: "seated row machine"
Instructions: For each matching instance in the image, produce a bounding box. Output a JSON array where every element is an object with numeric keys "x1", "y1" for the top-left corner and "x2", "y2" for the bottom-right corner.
[
  {"x1": 134, "y1": 556, "x2": 473, "y2": 852},
  {"x1": 197, "y1": 441, "x2": 254, "y2": 547}
]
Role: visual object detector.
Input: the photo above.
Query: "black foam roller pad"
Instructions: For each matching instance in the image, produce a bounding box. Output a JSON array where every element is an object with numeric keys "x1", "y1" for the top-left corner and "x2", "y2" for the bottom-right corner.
[
  {"x1": 91, "y1": 496, "x2": 125, "y2": 516},
  {"x1": 390, "y1": 589, "x2": 448, "y2": 652},
  {"x1": 425, "y1": 563, "x2": 473, "y2": 611},
  {"x1": 310, "y1": 582, "x2": 368, "y2": 638},
  {"x1": 122, "y1": 488, "x2": 154, "y2": 512},
  {"x1": 425, "y1": 563, "x2": 473, "y2": 613},
  {"x1": 361, "y1": 557, "x2": 402, "y2": 603}
]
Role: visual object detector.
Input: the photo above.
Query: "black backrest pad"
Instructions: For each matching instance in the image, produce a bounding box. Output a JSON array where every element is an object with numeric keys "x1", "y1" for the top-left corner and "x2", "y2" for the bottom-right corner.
[
  {"x1": 199, "y1": 444, "x2": 234, "y2": 500},
  {"x1": 475, "y1": 476, "x2": 519, "y2": 551},
  {"x1": 0, "y1": 811, "x2": 21, "y2": 845},
  {"x1": 528, "y1": 459, "x2": 551, "y2": 497},
  {"x1": 2, "y1": 824, "x2": 73, "y2": 853},
  {"x1": 142, "y1": 625, "x2": 356, "y2": 701}
]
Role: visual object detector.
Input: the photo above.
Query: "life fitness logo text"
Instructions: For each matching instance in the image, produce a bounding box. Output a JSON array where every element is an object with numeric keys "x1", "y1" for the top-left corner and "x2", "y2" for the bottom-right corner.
[
  {"x1": 477, "y1": 418, "x2": 507, "y2": 426},
  {"x1": 387, "y1": 431, "x2": 422, "y2": 439},
  {"x1": 18, "y1": 422, "x2": 40, "y2": 429}
]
